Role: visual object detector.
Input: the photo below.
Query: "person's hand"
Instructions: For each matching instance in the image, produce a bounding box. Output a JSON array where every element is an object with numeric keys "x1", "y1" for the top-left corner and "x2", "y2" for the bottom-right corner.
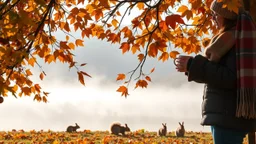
[{"x1": 174, "y1": 55, "x2": 193, "y2": 72}]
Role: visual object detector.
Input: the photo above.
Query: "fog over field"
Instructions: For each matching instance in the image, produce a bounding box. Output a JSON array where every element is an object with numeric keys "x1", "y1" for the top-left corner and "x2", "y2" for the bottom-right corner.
[{"x1": 0, "y1": 36, "x2": 211, "y2": 132}]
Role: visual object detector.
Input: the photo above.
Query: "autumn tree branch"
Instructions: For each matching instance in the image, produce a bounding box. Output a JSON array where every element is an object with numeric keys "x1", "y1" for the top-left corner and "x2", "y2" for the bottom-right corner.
[
  {"x1": 126, "y1": 0, "x2": 162, "y2": 85},
  {"x1": 0, "y1": 0, "x2": 20, "y2": 18},
  {"x1": 3, "y1": 0, "x2": 55, "y2": 83}
]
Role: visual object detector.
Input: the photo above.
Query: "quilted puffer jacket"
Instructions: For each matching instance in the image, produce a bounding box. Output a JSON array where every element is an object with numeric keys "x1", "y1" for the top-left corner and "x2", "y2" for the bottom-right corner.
[{"x1": 187, "y1": 46, "x2": 256, "y2": 132}]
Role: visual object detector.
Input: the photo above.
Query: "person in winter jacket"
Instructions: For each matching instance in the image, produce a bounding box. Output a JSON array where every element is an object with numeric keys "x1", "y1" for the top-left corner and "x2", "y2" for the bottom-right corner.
[{"x1": 174, "y1": 0, "x2": 256, "y2": 144}]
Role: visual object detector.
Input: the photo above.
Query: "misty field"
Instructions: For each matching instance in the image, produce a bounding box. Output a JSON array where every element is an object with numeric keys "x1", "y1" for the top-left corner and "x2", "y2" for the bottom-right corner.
[{"x1": 0, "y1": 129, "x2": 250, "y2": 144}]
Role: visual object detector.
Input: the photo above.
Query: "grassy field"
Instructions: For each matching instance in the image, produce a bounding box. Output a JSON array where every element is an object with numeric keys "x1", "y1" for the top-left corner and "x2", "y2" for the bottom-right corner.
[{"x1": 0, "y1": 129, "x2": 250, "y2": 144}]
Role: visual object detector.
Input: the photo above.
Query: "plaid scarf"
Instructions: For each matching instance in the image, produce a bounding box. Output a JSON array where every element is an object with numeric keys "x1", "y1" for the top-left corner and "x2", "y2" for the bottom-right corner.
[{"x1": 235, "y1": 12, "x2": 256, "y2": 119}]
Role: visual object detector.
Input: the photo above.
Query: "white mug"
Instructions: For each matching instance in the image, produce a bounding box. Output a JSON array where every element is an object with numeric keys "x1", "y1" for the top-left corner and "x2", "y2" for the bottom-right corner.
[{"x1": 173, "y1": 55, "x2": 193, "y2": 66}]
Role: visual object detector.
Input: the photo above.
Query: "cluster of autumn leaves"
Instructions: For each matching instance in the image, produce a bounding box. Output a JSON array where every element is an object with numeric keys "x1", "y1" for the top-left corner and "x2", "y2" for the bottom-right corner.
[{"x1": 0, "y1": 0, "x2": 253, "y2": 101}]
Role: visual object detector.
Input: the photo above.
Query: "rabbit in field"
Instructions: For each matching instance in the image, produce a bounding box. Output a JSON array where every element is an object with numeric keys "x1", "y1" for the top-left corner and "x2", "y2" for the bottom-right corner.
[
  {"x1": 110, "y1": 123, "x2": 130, "y2": 136},
  {"x1": 66, "y1": 123, "x2": 80, "y2": 133},
  {"x1": 175, "y1": 122, "x2": 185, "y2": 137},
  {"x1": 158, "y1": 123, "x2": 167, "y2": 136}
]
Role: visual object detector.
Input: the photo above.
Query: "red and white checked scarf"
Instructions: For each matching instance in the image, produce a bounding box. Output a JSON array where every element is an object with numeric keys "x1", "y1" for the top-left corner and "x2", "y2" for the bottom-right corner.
[{"x1": 235, "y1": 12, "x2": 256, "y2": 119}]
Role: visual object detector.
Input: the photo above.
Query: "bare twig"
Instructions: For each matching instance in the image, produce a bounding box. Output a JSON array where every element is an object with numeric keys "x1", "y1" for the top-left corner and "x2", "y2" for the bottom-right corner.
[{"x1": 126, "y1": 0, "x2": 161, "y2": 84}]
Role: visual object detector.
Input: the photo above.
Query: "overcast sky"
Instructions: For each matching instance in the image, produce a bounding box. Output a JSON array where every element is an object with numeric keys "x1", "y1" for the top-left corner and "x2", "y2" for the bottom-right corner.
[{"x1": 0, "y1": 4, "x2": 211, "y2": 133}]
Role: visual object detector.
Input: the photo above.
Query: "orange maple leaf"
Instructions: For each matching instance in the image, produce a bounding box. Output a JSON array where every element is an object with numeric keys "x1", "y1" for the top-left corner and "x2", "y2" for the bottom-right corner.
[
  {"x1": 99, "y1": 0, "x2": 109, "y2": 8},
  {"x1": 148, "y1": 43, "x2": 158, "y2": 57},
  {"x1": 169, "y1": 51, "x2": 180, "y2": 59},
  {"x1": 120, "y1": 42, "x2": 130, "y2": 54},
  {"x1": 116, "y1": 86, "x2": 129, "y2": 97},
  {"x1": 159, "y1": 21, "x2": 168, "y2": 32},
  {"x1": 197, "y1": 6, "x2": 206, "y2": 14},
  {"x1": 137, "y1": 3, "x2": 144, "y2": 10},
  {"x1": 75, "y1": 39, "x2": 84, "y2": 46},
  {"x1": 131, "y1": 44, "x2": 140, "y2": 54},
  {"x1": 39, "y1": 72, "x2": 44, "y2": 80},
  {"x1": 77, "y1": 72, "x2": 85, "y2": 85},
  {"x1": 158, "y1": 52, "x2": 169, "y2": 62},
  {"x1": 145, "y1": 76, "x2": 151, "y2": 82},
  {"x1": 116, "y1": 74, "x2": 126, "y2": 81},
  {"x1": 138, "y1": 53, "x2": 144, "y2": 62},
  {"x1": 111, "y1": 19, "x2": 119, "y2": 28},
  {"x1": 135, "y1": 80, "x2": 148, "y2": 89},
  {"x1": 165, "y1": 14, "x2": 185, "y2": 29},
  {"x1": 25, "y1": 69, "x2": 33, "y2": 76}
]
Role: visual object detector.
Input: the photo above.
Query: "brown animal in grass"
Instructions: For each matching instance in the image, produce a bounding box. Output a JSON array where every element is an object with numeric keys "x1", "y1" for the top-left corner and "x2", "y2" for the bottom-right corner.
[
  {"x1": 175, "y1": 122, "x2": 185, "y2": 137},
  {"x1": 110, "y1": 123, "x2": 130, "y2": 136},
  {"x1": 66, "y1": 123, "x2": 80, "y2": 133},
  {"x1": 158, "y1": 123, "x2": 167, "y2": 136}
]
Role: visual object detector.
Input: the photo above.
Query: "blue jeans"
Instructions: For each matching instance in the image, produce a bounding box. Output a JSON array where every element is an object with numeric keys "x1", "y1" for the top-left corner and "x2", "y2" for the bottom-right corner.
[{"x1": 211, "y1": 126, "x2": 247, "y2": 144}]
